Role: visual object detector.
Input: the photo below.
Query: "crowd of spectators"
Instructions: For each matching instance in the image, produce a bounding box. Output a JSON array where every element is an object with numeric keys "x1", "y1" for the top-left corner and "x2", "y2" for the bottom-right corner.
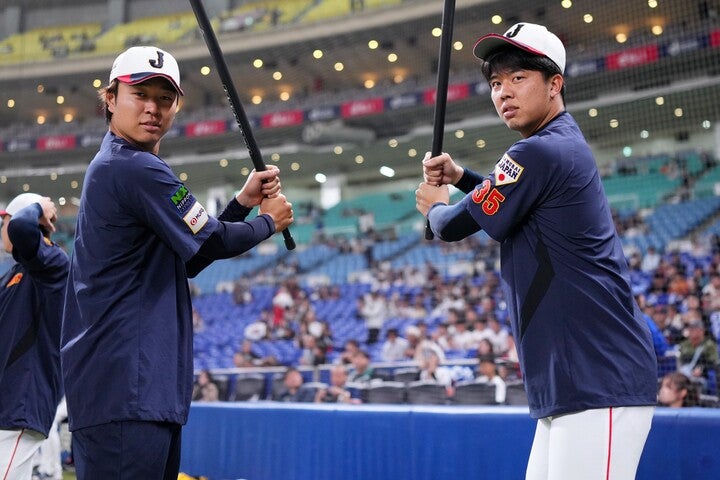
[{"x1": 188, "y1": 206, "x2": 720, "y2": 407}]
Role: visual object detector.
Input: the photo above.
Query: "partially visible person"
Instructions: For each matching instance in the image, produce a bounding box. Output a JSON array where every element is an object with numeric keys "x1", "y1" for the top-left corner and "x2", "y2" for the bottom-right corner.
[
  {"x1": 232, "y1": 339, "x2": 279, "y2": 368},
  {"x1": 192, "y1": 369, "x2": 221, "y2": 402},
  {"x1": 404, "y1": 324, "x2": 445, "y2": 363},
  {"x1": 339, "y1": 339, "x2": 361, "y2": 365},
  {"x1": 0, "y1": 193, "x2": 68, "y2": 479},
  {"x1": 298, "y1": 333, "x2": 326, "y2": 366},
  {"x1": 678, "y1": 319, "x2": 719, "y2": 390},
  {"x1": 275, "y1": 368, "x2": 315, "y2": 403},
  {"x1": 32, "y1": 396, "x2": 68, "y2": 480},
  {"x1": 418, "y1": 350, "x2": 453, "y2": 387},
  {"x1": 380, "y1": 328, "x2": 409, "y2": 362},
  {"x1": 359, "y1": 287, "x2": 387, "y2": 344},
  {"x1": 347, "y1": 350, "x2": 378, "y2": 385},
  {"x1": 233, "y1": 339, "x2": 262, "y2": 368},
  {"x1": 314, "y1": 364, "x2": 355, "y2": 404},
  {"x1": 474, "y1": 355, "x2": 507, "y2": 404},
  {"x1": 657, "y1": 372, "x2": 699, "y2": 408},
  {"x1": 61, "y1": 46, "x2": 293, "y2": 480}
]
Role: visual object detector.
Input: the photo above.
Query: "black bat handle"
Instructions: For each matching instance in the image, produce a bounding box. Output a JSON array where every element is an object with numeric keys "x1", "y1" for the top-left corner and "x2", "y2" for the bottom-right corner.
[
  {"x1": 189, "y1": 0, "x2": 295, "y2": 251},
  {"x1": 425, "y1": 0, "x2": 455, "y2": 240}
]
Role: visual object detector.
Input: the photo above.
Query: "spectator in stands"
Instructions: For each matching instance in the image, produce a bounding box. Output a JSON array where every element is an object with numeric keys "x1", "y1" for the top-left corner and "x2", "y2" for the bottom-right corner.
[
  {"x1": 482, "y1": 315, "x2": 509, "y2": 356},
  {"x1": 0, "y1": 193, "x2": 67, "y2": 479},
  {"x1": 232, "y1": 279, "x2": 253, "y2": 305},
  {"x1": 702, "y1": 273, "x2": 720, "y2": 312},
  {"x1": 404, "y1": 324, "x2": 445, "y2": 363},
  {"x1": 298, "y1": 333, "x2": 327, "y2": 366},
  {"x1": 450, "y1": 318, "x2": 475, "y2": 351},
  {"x1": 192, "y1": 370, "x2": 221, "y2": 402},
  {"x1": 359, "y1": 287, "x2": 387, "y2": 344},
  {"x1": 232, "y1": 339, "x2": 265, "y2": 368},
  {"x1": 636, "y1": 295, "x2": 670, "y2": 358},
  {"x1": 347, "y1": 350, "x2": 378, "y2": 384},
  {"x1": 315, "y1": 364, "x2": 355, "y2": 404},
  {"x1": 272, "y1": 284, "x2": 294, "y2": 329},
  {"x1": 474, "y1": 355, "x2": 507, "y2": 404},
  {"x1": 61, "y1": 46, "x2": 294, "y2": 479},
  {"x1": 416, "y1": 23, "x2": 658, "y2": 479},
  {"x1": 418, "y1": 350, "x2": 454, "y2": 388},
  {"x1": 678, "y1": 319, "x2": 719, "y2": 390},
  {"x1": 657, "y1": 372, "x2": 699, "y2": 408},
  {"x1": 641, "y1": 245, "x2": 662, "y2": 273},
  {"x1": 380, "y1": 328, "x2": 410, "y2": 362},
  {"x1": 431, "y1": 322, "x2": 453, "y2": 351},
  {"x1": 339, "y1": 339, "x2": 361, "y2": 365},
  {"x1": 276, "y1": 368, "x2": 314, "y2": 403}
]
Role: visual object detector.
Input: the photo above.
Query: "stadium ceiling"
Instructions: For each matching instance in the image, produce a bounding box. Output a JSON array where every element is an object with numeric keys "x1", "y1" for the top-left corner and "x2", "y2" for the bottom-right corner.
[{"x1": 0, "y1": 0, "x2": 719, "y2": 201}]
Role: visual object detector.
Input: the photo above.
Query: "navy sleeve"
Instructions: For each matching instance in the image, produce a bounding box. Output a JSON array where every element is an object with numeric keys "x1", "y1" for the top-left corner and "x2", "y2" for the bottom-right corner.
[
  {"x1": 218, "y1": 198, "x2": 253, "y2": 222},
  {"x1": 185, "y1": 214, "x2": 275, "y2": 278},
  {"x1": 455, "y1": 168, "x2": 486, "y2": 194},
  {"x1": 7, "y1": 203, "x2": 43, "y2": 261},
  {"x1": 427, "y1": 201, "x2": 482, "y2": 241}
]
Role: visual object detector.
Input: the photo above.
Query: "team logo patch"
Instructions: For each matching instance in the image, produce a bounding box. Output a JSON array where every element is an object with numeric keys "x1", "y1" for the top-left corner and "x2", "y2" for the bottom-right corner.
[
  {"x1": 6, "y1": 273, "x2": 23, "y2": 288},
  {"x1": 183, "y1": 201, "x2": 209, "y2": 234},
  {"x1": 170, "y1": 184, "x2": 195, "y2": 214},
  {"x1": 493, "y1": 153, "x2": 524, "y2": 186}
]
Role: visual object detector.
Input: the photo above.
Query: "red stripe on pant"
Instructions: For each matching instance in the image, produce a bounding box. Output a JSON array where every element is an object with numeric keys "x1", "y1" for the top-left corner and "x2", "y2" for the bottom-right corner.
[
  {"x1": 2, "y1": 428, "x2": 25, "y2": 480},
  {"x1": 605, "y1": 407, "x2": 614, "y2": 480}
]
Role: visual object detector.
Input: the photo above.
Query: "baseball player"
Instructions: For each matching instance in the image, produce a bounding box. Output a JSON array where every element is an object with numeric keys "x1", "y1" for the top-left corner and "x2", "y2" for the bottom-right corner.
[
  {"x1": 416, "y1": 23, "x2": 657, "y2": 479},
  {"x1": 61, "y1": 46, "x2": 293, "y2": 479},
  {"x1": 0, "y1": 193, "x2": 68, "y2": 479}
]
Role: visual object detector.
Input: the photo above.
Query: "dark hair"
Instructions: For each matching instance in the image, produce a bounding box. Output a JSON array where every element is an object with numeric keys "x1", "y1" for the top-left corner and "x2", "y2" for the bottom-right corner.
[
  {"x1": 664, "y1": 372, "x2": 699, "y2": 407},
  {"x1": 480, "y1": 45, "x2": 566, "y2": 103},
  {"x1": 99, "y1": 79, "x2": 119, "y2": 124}
]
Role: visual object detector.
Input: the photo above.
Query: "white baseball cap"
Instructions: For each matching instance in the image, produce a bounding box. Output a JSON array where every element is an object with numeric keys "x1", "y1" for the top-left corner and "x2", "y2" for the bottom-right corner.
[
  {"x1": 0, "y1": 193, "x2": 43, "y2": 217},
  {"x1": 109, "y1": 46, "x2": 184, "y2": 95},
  {"x1": 473, "y1": 22, "x2": 566, "y2": 74}
]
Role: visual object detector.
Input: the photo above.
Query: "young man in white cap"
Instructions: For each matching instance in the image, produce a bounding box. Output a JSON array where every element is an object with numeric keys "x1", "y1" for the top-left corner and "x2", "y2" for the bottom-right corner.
[
  {"x1": 416, "y1": 23, "x2": 657, "y2": 479},
  {"x1": 61, "y1": 46, "x2": 293, "y2": 479},
  {"x1": 0, "y1": 193, "x2": 67, "y2": 479}
]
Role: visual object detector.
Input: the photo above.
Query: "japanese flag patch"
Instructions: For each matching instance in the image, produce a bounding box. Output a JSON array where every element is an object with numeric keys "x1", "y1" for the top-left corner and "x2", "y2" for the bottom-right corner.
[
  {"x1": 183, "y1": 201, "x2": 209, "y2": 234},
  {"x1": 493, "y1": 153, "x2": 524, "y2": 186}
]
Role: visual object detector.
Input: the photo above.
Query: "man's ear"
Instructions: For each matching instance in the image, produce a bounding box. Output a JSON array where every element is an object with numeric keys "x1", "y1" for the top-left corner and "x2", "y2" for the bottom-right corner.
[
  {"x1": 550, "y1": 74, "x2": 564, "y2": 99},
  {"x1": 106, "y1": 90, "x2": 117, "y2": 114}
]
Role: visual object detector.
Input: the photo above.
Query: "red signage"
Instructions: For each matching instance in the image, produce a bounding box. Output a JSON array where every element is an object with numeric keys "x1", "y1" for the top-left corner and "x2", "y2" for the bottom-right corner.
[
  {"x1": 710, "y1": 29, "x2": 720, "y2": 48},
  {"x1": 185, "y1": 120, "x2": 228, "y2": 137},
  {"x1": 605, "y1": 45, "x2": 659, "y2": 70},
  {"x1": 423, "y1": 83, "x2": 471, "y2": 105},
  {"x1": 261, "y1": 110, "x2": 304, "y2": 128},
  {"x1": 37, "y1": 135, "x2": 76, "y2": 151},
  {"x1": 340, "y1": 98, "x2": 385, "y2": 118}
]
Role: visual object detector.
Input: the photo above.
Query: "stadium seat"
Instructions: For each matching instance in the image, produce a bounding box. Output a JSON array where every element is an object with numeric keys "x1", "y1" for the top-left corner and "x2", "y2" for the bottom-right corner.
[
  {"x1": 505, "y1": 381, "x2": 529, "y2": 406},
  {"x1": 392, "y1": 367, "x2": 420, "y2": 384},
  {"x1": 405, "y1": 380, "x2": 448, "y2": 405},
  {"x1": 231, "y1": 374, "x2": 266, "y2": 401},
  {"x1": 453, "y1": 381, "x2": 498, "y2": 405},
  {"x1": 365, "y1": 381, "x2": 406, "y2": 404}
]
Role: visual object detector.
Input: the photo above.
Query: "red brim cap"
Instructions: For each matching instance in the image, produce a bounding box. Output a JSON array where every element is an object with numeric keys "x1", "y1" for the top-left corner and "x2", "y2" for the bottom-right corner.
[
  {"x1": 116, "y1": 72, "x2": 184, "y2": 96},
  {"x1": 473, "y1": 33, "x2": 546, "y2": 62}
]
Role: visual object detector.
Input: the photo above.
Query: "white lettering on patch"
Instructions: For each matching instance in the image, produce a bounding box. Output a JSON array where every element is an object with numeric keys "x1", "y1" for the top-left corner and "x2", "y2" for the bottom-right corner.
[
  {"x1": 493, "y1": 153, "x2": 524, "y2": 186},
  {"x1": 183, "y1": 201, "x2": 209, "y2": 234}
]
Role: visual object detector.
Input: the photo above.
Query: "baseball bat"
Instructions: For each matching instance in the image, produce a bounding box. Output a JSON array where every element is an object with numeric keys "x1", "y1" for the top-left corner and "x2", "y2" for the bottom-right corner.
[
  {"x1": 425, "y1": 0, "x2": 456, "y2": 240},
  {"x1": 189, "y1": 0, "x2": 296, "y2": 251}
]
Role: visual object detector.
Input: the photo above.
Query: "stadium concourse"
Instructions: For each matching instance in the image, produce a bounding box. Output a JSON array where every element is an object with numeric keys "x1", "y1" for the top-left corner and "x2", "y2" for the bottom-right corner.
[{"x1": 2, "y1": 0, "x2": 720, "y2": 479}]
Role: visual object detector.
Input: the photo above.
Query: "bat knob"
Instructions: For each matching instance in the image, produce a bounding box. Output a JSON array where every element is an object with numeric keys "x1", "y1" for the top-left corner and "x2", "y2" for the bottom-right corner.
[{"x1": 424, "y1": 220, "x2": 434, "y2": 240}]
